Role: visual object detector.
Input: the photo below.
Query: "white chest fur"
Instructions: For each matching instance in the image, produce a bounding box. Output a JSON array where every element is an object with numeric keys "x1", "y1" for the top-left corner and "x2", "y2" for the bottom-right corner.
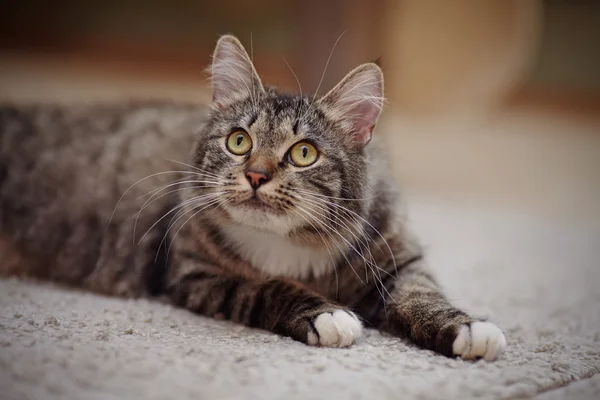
[{"x1": 219, "y1": 223, "x2": 336, "y2": 279}]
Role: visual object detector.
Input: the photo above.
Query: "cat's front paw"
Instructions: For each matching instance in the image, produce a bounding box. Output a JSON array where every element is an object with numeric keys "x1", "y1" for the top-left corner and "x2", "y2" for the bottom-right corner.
[
  {"x1": 452, "y1": 321, "x2": 506, "y2": 361},
  {"x1": 307, "y1": 310, "x2": 363, "y2": 348}
]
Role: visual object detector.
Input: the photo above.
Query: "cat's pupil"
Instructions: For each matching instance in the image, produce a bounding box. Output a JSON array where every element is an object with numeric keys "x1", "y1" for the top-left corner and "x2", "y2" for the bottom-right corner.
[
  {"x1": 236, "y1": 135, "x2": 244, "y2": 146},
  {"x1": 302, "y1": 146, "x2": 308, "y2": 158}
]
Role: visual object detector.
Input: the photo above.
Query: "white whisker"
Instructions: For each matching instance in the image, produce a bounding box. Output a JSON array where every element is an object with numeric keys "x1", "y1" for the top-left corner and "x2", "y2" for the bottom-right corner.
[
  {"x1": 300, "y1": 30, "x2": 347, "y2": 124},
  {"x1": 283, "y1": 57, "x2": 302, "y2": 97},
  {"x1": 294, "y1": 189, "x2": 398, "y2": 305},
  {"x1": 295, "y1": 204, "x2": 364, "y2": 286},
  {"x1": 165, "y1": 197, "x2": 227, "y2": 257},
  {"x1": 298, "y1": 197, "x2": 384, "y2": 284},
  {"x1": 163, "y1": 159, "x2": 222, "y2": 179},
  {"x1": 138, "y1": 192, "x2": 224, "y2": 246},
  {"x1": 250, "y1": 32, "x2": 258, "y2": 110},
  {"x1": 292, "y1": 204, "x2": 339, "y2": 295},
  {"x1": 212, "y1": 56, "x2": 257, "y2": 109},
  {"x1": 107, "y1": 170, "x2": 207, "y2": 230},
  {"x1": 138, "y1": 179, "x2": 223, "y2": 201},
  {"x1": 296, "y1": 189, "x2": 397, "y2": 275},
  {"x1": 293, "y1": 190, "x2": 384, "y2": 258},
  {"x1": 294, "y1": 187, "x2": 378, "y2": 202},
  {"x1": 132, "y1": 185, "x2": 226, "y2": 242}
]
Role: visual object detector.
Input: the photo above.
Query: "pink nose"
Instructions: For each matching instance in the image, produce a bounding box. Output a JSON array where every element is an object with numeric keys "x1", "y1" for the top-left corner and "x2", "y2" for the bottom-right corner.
[{"x1": 245, "y1": 169, "x2": 271, "y2": 189}]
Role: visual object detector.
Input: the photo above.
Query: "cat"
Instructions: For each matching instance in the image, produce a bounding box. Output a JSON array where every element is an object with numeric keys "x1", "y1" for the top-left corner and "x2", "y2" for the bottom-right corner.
[{"x1": 0, "y1": 35, "x2": 506, "y2": 360}]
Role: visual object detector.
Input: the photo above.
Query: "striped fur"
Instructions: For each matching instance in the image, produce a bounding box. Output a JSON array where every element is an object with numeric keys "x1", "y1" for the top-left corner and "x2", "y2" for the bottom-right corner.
[{"x1": 0, "y1": 35, "x2": 506, "y2": 359}]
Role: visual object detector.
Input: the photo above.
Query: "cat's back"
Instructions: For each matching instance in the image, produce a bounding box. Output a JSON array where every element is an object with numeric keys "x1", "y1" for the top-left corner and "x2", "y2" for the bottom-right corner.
[
  {"x1": 0, "y1": 101, "x2": 207, "y2": 225},
  {"x1": 0, "y1": 101, "x2": 208, "y2": 295},
  {"x1": 0, "y1": 100, "x2": 206, "y2": 177}
]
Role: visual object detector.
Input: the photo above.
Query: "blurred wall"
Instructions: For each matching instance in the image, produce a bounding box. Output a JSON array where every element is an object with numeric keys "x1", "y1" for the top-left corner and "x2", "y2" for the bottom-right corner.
[
  {"x1": 530, "y1": 0, "x2": 600, "y2": 90},
  {"x1": 2, "y1": 0, "x2": 599, "y2": 117},
  {"x1": 382, "y1": 0, "x2": 542, "y2": 116},
  {"x1": 0, "y1": 0, "x2": 384, "y2": 94}
]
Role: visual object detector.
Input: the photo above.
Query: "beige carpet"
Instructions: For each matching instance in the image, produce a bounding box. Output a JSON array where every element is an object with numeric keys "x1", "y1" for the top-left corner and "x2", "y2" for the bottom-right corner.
[{"x1": 1, "y1": 195, "x2": 599, "y2": 400}]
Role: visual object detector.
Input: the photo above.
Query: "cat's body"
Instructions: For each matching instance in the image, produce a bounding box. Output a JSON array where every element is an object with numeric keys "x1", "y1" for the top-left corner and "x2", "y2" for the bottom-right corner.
[
  {"x1": 0, "y1": 35, "x2": 506, "y2": 359},
  {"x1": 0, "y1": 101, "x2": 203, "y2": 296}
]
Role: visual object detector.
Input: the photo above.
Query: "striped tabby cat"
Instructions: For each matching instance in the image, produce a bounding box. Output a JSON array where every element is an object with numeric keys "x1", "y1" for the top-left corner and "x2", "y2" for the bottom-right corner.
[{"x1": 0, "y1": 35, "x2": 506, "y2": 360}]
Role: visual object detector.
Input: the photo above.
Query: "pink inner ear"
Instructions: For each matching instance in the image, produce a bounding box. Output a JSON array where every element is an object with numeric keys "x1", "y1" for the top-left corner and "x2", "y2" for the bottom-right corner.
[
  {"x1": 349, "y1": 101, "x2": 380, "y2": 146},
  {"x1": 353, "y1": 125, "x2": 375, "y2": 147}
]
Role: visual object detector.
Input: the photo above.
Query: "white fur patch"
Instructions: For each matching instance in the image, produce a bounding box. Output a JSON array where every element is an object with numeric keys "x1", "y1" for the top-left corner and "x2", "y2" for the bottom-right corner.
[
  {"x1": 224, "y1": 204, "x2": 297, "y2": 236},
  {"x1": 307, "y1": 310, "x2": 363, "y2": 347},
  {"x1": 220, "y1": 223, "x2": 337, "y2": 279},
  {"x1": 453, "y1": 322, "x2": 507, "y2": 361}
]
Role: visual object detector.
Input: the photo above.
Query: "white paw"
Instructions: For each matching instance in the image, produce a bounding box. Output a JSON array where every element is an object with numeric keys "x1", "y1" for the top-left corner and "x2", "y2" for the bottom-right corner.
[
  {"x1": 452, "y1": 321, "x2": 506, "y2": 361},
  {"x1": 307, "y1": 310, "x2": 363, "y2": 348}
]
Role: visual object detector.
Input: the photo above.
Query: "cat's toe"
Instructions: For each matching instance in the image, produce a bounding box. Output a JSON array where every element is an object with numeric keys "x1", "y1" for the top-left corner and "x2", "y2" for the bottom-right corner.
[
  {"x1": 452, "y1": 321, "x2": 506, "y2": 361},
  {"x1": 307, "y1": 310, "x2": 363, "y2": 348}
]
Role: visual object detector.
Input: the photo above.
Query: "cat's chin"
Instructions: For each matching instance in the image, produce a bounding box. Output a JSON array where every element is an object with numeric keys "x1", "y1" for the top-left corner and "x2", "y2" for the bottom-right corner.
[
  {"x1": 239, "y1": 197, "x2": 280, "y2": 214},
  {"x1": 222, "y1": 204, "x2": 296, "y2": 236}
]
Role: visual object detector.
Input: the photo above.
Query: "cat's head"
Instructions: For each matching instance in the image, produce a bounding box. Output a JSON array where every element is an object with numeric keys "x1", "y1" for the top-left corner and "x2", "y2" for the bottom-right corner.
[{"x1": 192, "y1": 35, "x2": 384, "y2": 240}]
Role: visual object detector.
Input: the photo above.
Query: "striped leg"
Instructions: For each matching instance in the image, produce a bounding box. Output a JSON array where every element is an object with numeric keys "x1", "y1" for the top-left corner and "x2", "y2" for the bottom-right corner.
[
  {"x1": 380, "y1": 258, "x2": 506, "y2": 360},
  {"x1": 166, "y1": 260, "x2": 363, "y2": 347}
]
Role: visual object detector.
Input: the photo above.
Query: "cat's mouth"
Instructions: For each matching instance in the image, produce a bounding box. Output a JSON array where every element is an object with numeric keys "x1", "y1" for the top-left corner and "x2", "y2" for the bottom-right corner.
[
  {"x1": 222, "y1": 191, "x2": 294, "y2": 233},
  {"x1": 228, "y1": 191, "x2": 284, "y2": 215},
  {"x1": 241, "y1": 196, "x2": 273, "y2": 212}
]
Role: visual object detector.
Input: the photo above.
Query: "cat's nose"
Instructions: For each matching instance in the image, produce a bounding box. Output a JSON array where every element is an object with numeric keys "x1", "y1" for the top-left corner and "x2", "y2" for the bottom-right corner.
[{"x1": 245, "y1": 169, "x2": 271, "y2": 190}]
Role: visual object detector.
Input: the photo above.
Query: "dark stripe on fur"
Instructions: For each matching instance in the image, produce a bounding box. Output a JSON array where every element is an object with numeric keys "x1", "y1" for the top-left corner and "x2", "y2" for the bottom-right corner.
[
  {"x1": 249, "y1": 283, "x2": 268, "y2": 327},
  {"x1": 247, "y1": 112, "x2": 259, "y2": 128},
  {"x1": 398, "y1": 254, "x2": 424, "y2": 272},
  {"x1": 145, "y1": 204, "x2": 173, "y2": 296},
  {"x1": 217, "y1": 278, "x2": 241, "y2": 319}
]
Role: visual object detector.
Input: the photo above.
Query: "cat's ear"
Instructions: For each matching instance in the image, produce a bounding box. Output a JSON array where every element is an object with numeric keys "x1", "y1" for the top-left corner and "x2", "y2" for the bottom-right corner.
[
  {"x1": 318, "y1": 63, "x2": 384, "y2": 148},
  {"x1": 210, "y1": 35, "x2": 264, "y2": 108}
]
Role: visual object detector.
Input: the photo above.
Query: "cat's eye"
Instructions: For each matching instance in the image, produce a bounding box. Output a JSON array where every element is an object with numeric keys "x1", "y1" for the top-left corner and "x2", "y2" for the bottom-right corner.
[
  {"x1": 226, "y1": 130, "x2": 252, "y2": 155},
  {"x1": 288, "y1": 142, "x2": 319, "y2": 167}
]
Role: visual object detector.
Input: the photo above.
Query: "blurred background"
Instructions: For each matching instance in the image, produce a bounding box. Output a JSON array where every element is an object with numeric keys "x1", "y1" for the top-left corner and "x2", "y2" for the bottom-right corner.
[{"x1": 1, "y1": 0, "x2": 599, "y2": 223}]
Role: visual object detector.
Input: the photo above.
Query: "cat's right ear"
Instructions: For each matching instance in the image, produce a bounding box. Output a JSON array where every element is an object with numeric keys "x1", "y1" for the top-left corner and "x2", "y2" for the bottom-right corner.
[
  {"x1": 318, "y1": 63, "x2": 384, "y2": 149},
  {"x1": 210, "y1": 35, "x2": 264, "y2": 108}
]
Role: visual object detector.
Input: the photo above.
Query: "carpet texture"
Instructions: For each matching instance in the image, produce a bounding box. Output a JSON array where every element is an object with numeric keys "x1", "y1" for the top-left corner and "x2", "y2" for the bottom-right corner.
[{"x1": 1, "y1": 197, "x2": 599, "y2": 400}]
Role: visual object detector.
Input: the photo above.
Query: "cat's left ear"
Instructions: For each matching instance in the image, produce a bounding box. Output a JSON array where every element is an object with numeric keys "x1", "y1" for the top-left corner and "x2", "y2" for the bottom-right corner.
[
  {"x1": 318, "y1": 63, "x2": 384, "y2": 148},
  {"x1": 210, "y1": 35, "x2": 264, "y2": 108}
]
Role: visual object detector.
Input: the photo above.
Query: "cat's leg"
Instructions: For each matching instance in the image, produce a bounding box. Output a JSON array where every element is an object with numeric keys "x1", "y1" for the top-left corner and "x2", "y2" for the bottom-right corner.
[
  {"x1": 378, "y1": 258, "x2": 506, "y2": 360},
  {"x1": 166, "y1": 258, "x2": 363, "y2": 347}
]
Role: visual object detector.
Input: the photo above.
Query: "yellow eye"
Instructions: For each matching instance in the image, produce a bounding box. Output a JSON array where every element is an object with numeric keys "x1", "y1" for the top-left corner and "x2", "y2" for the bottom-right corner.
[
  {"x1": 226, "y1": 130, "x2": 252, "y2": 155},
  {"x1": 289, "y1": 142, "x2": 319, "y2": 167}
]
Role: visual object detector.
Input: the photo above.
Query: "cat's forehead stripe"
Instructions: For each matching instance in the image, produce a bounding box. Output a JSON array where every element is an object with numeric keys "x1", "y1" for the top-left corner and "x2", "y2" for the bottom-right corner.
[{"x1": 247, "y1": 112, "x2": 259, "y2": 128}]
